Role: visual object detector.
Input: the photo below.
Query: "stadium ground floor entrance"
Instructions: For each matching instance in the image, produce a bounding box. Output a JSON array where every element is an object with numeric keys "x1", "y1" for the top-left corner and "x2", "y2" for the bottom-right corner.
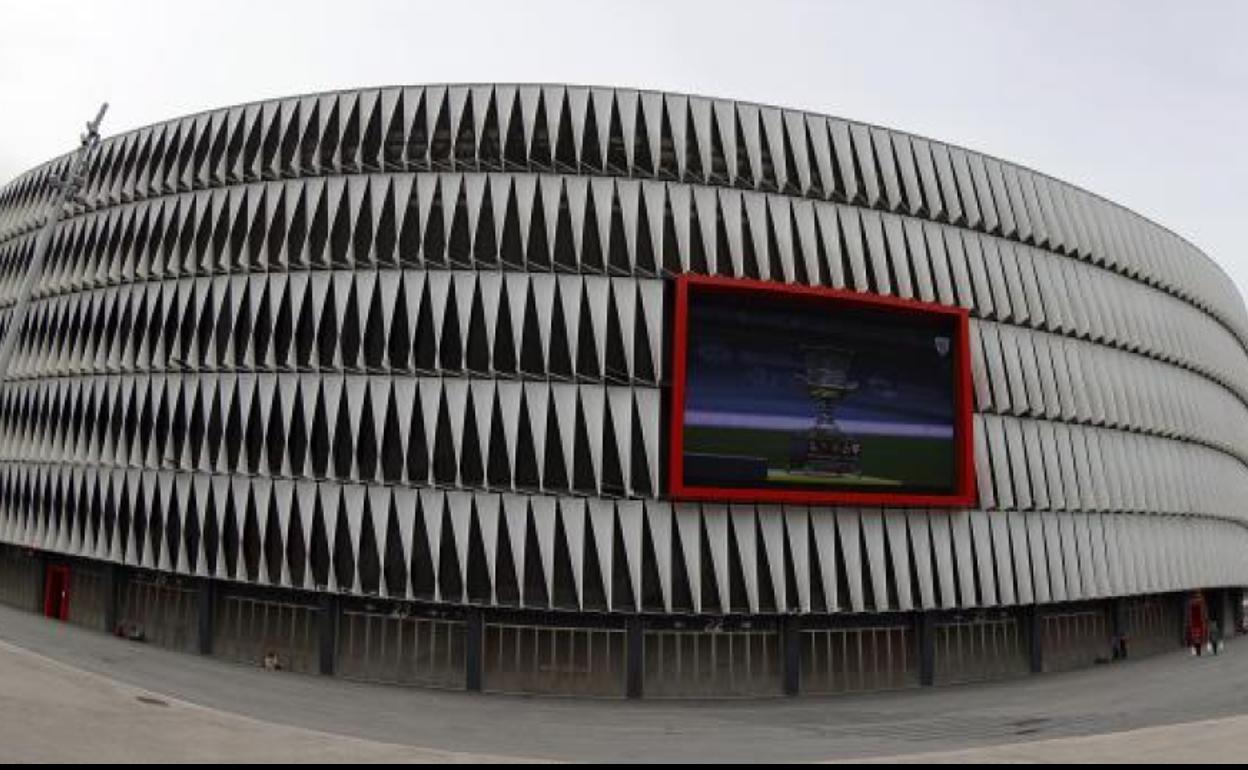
[
  {"x1": 42, "y1": 565, "x2": 70, "y2": 620},
  {"x1": 0, "y1": 543, "x2": 1239, "y2": 699}
]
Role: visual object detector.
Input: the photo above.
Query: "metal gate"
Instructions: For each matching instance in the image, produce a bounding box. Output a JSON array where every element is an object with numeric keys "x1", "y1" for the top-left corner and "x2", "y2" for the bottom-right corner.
[
  {"x1": 934, "y1": 614, "x2": 1029, "y2": 684},
  {"x1": 484, "y1": 622, "x2": 626, "y2": 697},
  {"x1": 64, "y1": 563, "x2": 109, "y2": 632},
  {"x1": 801, "y1": 624, "x2": 919, "y2": 694},
  {"x1": 0, "y1": 548, "x2": 39, "y2": 611},
  {"x1": 1042, "y1": 607, "x2": 1110, "y2": 672},
  {"x1": 643, "y1": 628, "x2": 783, "y2": 698},
  {"x1": 337, "y1": 608, "x2": 466, "y2": 689},
  {"x1": 118, "y1": 574, "x2": 198, "y2": 653},
  {"x1": 212, "y1": 592, "x2": 319, "y2": 674},
  {"x1": 1123, "y1": 597, "x2": 1180, "y2": 658}
]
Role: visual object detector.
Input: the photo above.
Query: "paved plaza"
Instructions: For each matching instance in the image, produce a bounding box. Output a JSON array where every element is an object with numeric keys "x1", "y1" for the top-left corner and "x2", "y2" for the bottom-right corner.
[{"x1": 1, "y1": 604, "x2": 1245, "y2": 762}]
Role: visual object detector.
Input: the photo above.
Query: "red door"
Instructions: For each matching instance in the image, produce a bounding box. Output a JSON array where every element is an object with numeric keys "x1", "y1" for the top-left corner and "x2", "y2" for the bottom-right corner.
[
  {"x1": 1187, "y1": 592, "x2": 1208, "y2": 647},
  {"x1": 43, "y1": 565, "x2": 71, "y2": 620}
]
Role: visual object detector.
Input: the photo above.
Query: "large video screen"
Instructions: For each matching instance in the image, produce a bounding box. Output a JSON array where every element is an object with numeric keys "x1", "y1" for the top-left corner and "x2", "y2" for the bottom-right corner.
[{"x1": 669, "y1": 276, "x2": 974, "y2": 507}]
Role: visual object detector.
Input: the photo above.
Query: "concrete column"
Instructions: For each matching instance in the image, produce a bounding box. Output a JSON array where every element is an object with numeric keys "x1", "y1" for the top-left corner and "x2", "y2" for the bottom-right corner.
[
  {"x1": 918, "y1": 612, "x2": 936, "y2": 687},
  {"x1": 465, "y1": 608, "x2": 484, "y2": 692},
  {"x1": 626, "y1": 615, "x2": 644, "y2": 699},
  {"x1": 1109, "y1": 598, "x2": 1125, "y2": 659},
  {"x1": 103, "y1": 564, "x2": 125, "y2": 633},
  {"x1": 33, "y1": 552, "x2": 48, "y2": 614},
  {"x1": 1173, "y1": 591, "x2": 1183, "y2": 643},
  {"x1": 1027, "y1": 605, "x2": 1044, "y2": 674},
  {"x1": 196, "y1": 578, "x2": 215, "y2": 655},
  {"x1": 782, "y1": 616, "x2": 802, "y2": 696},
  {"x1": 318, "y1": 593, "x2": 339, "y2": 676},
  {"x1": 1216, "y1": 589, "x2": 1234, "y2": 641}
]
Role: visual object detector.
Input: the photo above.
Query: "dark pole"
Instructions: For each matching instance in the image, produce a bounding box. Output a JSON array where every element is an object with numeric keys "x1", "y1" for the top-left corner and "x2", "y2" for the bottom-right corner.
[
  {"x1": 783, "y1": 615, "x2": 802, "y2": 695},
  {"x1": 318, "y1": 592, "x2": 339, "y2": 675},
  {"x1": 104, "y1": 563, "x2": 125, "y2": 633},
  {"x1": 918, "y1": 611, "x2": 936, "y2": 686},
  {"x1": 626, "y1": 614, "x2": 644, "y2": 698},
  {"x1": 465, "y1": 607, "x2": 484, "y2": 691},
  {"x1": 1027, "y1": 604, "x2": 1044, "y2": 674},
  {"x1": 196, "y1": 578, "x2": 215, "y2": 655}
]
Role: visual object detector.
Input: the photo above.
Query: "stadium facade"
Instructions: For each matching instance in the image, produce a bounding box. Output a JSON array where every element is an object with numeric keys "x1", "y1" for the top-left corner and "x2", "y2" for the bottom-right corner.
[{"x1": 0, "y1": 84, "x2": 1245, "y2": 697}]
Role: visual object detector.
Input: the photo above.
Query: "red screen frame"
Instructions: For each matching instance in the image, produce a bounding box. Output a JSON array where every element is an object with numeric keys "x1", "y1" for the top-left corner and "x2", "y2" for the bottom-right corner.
[{"x1": 668, "y1": 274, "x2": 976, "y2": 508}]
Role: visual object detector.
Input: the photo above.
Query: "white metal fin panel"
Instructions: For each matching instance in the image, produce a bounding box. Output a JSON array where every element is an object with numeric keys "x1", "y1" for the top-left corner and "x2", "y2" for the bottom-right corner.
[
  {"x1": 907, "y1": 511, "x2": 936, "y2": 610},
  {"x1": 840, "y1": 206, "x2": 871, "y2": 291},
  {"x1": 989, "y1": 509, "x2": 1016, "y2": 605},
  {"x1": 588, "y1": 499, "x2": 615, "y2": 611},
  {"x1": 1025, "y1": 511, "x2": 1051, "y2": 603},
  {"x1": 366, "y1": 485, "x2": 391, "y2": 596},
  {"x1": 665, "y1": 94, "x2": 690, "y2": 178},
  {"x1": 1007, "y1": 511, "x2": 1034, "y2": 604},
  {"x1": 703, "y1": 504, "x2": 728, "y2": 611},
  {"x1": 1098, "y1": 512, "x2": 1125, "y2": 596},
  {"x1": 675, "y1": 504, "x2": 704, "y2": 613},
  {"x1": 1043, "y1": 511, "x2": 1068, "y2": 601},
  {"x1": 766, "y1": 195, "x2": 796, "y2": 282},
  {"x1": 970, "y1": 510, "x2": 998, "y2": 605},
  {"x1": 530, "y1": 273, "x2": 557, "y2": 368},
  {"x1": 618, "y1": 500, "x2": 645, "y2": 610},
  {"x1": 579, "y1": 385, "x2": 606, "y2": 493},
  {"x1": 737, "y1": 103, "x2": 763, "y2": 188},
  {"x1": 1074, "y1": 512, "x2": 1101, "y2": 598},
  {"x1": 761, "y1": 108, "x2": 788, "y2": 191},
  {"x1": 882, "y1": 213, "x2": 913, "y2": 298},
  {"x1": 833, "y1": 509, "x2": 864, "y2": 612},
  {"x1": 556, "y1": 275, "x2": 584, "y2": 372},
  {"x1": 904, "y1": 218, "x2": 936, "y2": 303},
  {"x1": 610, "y1": 277, "x2": 637, "y2": 376},
  {"x1": 393, "y1": 487, "x2": 417, "y2": 597},
  {"x1": 730, "y1": 504, "x2": 760, "y2": 613},
  {"x1": 589, "y1": 89, "x2": 615, "y2": 170},
  {"x1": 583, "y1": 275, "x2": 611, "y2": 377},
  {"x1": 814, "y1": 203, "x2": 846, "y2": 289},
  {"x1": 634, "y1": 388, "x2": 662, "y2": 495},
  {"x1": 419, "y1": 488, "x2": 445, "y2": 601},
  {"x1": 758, "y1": 505, "x2": 787, "y2": 612},
  {"x1": 784, "y1": 111, "x2": 812, "y2": 194},
  {"x1": 469, "y1": 379, "x2": 496, "y2": 480},
  {"x1": 522, "y1": 382, "x2": 550, "y2": 488},
  {"x1": 1058, "y1": 512, "x2": 1083, "y2": 600},
  {"x1": 792, "y1": 200, "x2": 821, "y2": 285},
  {"x1": 884, "y1": 511, "x2": 913, "y2": 611},
  {"x1": 530, "y1": 495, "x2": 557, "y2": 607},
  {"x1": 811, "y1": 508, "x2": 839, "y2": 612},
  {"x1": 870, "y1": 127, "x2": 904, "y2": 210},
  {"x1": 446, "y1": 490, "x2": 473, "y2": 602},
  {"x1": 646, "y1": 500, "x2": 673, "y2": 612},
  {"x1": 857, "y1": 508, "x2": 890, "y2": 611},
  {"x1": 502, "y1": 494, "x2": 529, "y2": 604},
  {"x1": 561, "y1": 497, "x2": 587, "y2": 609},
  {"x1": 859, "y1": 209, "x2": 892, "y2": 296},
  {"x1": 784, "y1": 506, "x2": 812, "y2": 613},
  {"x1": 551, "y1": 382, "x2": 579, "y2": 489},
  {"x1": 607, "y1": 387, "x2": 633, "y2": 494},
  {"x1": 928, "y1": 512, "x2": 958, "y2": 608}
]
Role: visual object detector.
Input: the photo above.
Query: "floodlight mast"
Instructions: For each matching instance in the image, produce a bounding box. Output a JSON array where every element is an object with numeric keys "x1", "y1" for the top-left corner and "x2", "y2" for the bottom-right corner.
[{"x1": 0, "y1": 103, "x2": 108, "y2": 381}]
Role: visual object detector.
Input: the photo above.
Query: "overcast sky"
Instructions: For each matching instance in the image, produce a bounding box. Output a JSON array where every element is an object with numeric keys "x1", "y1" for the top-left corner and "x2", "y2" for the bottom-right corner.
[{"x1": 1, "y1": 0, "x2": 1244, "y2": 296}]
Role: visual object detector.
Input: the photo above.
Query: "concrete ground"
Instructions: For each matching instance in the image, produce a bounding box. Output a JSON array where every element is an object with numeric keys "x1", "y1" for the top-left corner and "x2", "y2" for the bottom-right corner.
[
  {"x1": 1, "y1": 603, "x2": 1245, "y2": 763},
  {"x1": 858, "y1": 716, "x2": 1248, "y2": 763},
  {"x1": 0, "y1": 638, "x2": 524, "y2": 763}
]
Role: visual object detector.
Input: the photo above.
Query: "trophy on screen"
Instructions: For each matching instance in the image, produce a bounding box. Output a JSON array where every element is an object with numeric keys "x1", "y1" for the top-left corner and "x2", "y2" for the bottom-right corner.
[{"x1": 789, "y1": 345, "x2": 863, "y2": 476}]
